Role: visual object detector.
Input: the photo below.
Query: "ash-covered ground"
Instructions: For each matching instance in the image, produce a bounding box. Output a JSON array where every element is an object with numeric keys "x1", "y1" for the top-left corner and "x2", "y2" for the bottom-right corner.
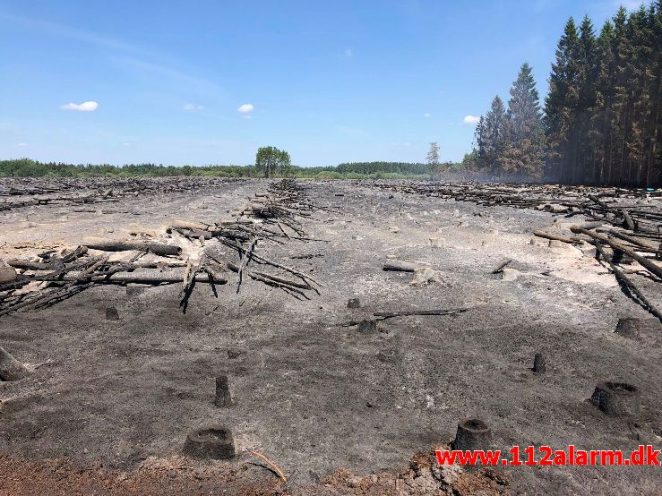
[{"x1": 0, "y1": 179, "x2": 660, "y2": 495}]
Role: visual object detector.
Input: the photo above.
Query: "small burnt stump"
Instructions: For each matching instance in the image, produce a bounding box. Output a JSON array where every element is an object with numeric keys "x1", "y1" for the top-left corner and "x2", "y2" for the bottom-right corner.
[
  {"x1": 126, "y1": 285, "x2": 146, "y2": 297},
  {"x1": 0, "y1": 347, "x2": 30, "y2": 381},
  {"x1": 451, "y1": 418, "x2": 492, "y2": 451},
  {"x1": 347, "y1": 298, "x2": 361, "y2": 309},
  {"x1": 591, "y1": 382, "x2": 640, "y2": 418},
  {"x1": 215, "y1": 375, "x2": 233, "y2": 407},
  {"x1": 183, "y1": 426, "x2": 235, "y2": 459},
  {"x1": 358, "y1": 319, "x2": 378, "y2": 333},
  {"x1": 532, "y1": 353, "x2": 546, "y2": 374},
  {"x1": 105, "y1": 307, "x2": 120, "y2": 321},
  {"x1": 615, "y1": 318, "x2": 642, "y2": 339}
]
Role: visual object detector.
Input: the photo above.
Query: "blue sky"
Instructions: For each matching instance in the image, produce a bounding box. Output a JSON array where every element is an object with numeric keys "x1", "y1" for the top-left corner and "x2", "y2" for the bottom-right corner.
[{"x1": 0, "y1": 0, "x2": 648, "y2": 166}]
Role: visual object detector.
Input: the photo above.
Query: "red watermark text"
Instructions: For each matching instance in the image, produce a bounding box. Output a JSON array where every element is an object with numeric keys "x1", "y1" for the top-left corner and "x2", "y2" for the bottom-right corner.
[{"x1": 435, "y1": 445, "x2": 661, "y2": 467}]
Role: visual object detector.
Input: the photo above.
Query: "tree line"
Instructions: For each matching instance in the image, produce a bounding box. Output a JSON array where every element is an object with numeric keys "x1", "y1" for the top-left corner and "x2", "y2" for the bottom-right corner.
[
  {"x1": 0, "y1": 158, "x2": 432, "y2": 179},
  {"x1": 336, "y1": 161, "x2": 429, "y2": 175},
  {"x1": 473, "y1": 2, "x2": 661, "y2": 187}
]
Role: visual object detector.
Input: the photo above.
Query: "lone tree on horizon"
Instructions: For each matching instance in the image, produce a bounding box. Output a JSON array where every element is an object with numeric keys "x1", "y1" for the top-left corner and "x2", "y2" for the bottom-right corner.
[
  {"x1": 427, "y1": 142, "x2": 440, "y2": 166},
  {"x1": 255, "y1": 146, "x2": 291, "y2": 178}
]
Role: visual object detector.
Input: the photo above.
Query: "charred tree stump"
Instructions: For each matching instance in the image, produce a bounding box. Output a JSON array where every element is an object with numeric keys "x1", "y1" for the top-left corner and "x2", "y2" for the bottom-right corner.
[
  {"x1": 614, "y1": 318, "x2": 642, "y2": 339},
  {"x1": 591, "y1": 382, "x2": 640, "y2": 418},
  {"x1": 532, "y1": 353, "x2": 546, "y2": 374},
  {"x1": 0, "y1": 347, "x2": 30, "y2": 381},
  {"x1": 214, "y1": 375, "x2": 233, "y2": 407},
  {"x1": 451, "y1": 419, "x2": 492, "y2": 451},
  {"x1": 357, "y1": 320, "x2": 378, "y2": 333},
  {"x1": 347, "y1": 298, "x2": 361, "y2": 309},
  {"x1": 105, "y1": 307, "x2": 120, "y2": 321},
  {"x1": 183, "y1": 426, "x2": 236, "y2": 459}
]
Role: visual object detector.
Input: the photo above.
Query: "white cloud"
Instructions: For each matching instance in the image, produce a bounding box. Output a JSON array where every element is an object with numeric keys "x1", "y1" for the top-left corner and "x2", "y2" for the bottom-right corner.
[
  {"x1": 463, "y1": 115, "x2": 480, "y2": 125},
  {"x1": 344, "y1": 48, "x2": 353, "y2": 57},
  {"x1": 17, "y1": 142, "x2": 27, "y2": 147},
  {"x1": 237, "y1": 103, "x2": 254, "y2": 117},
  {"x1": 183, "y1": 103, "x2": 204, "y2": 112},
  {"x1": 424, "y1": 113, "x2": 431, "y2": 118},
  {"x1": 61, "y1": 101, "x2": 98, "y2": 112}
]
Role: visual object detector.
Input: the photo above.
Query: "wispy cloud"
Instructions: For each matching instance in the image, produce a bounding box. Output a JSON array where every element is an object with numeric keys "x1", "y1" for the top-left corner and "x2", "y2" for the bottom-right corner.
[
  {"x1": 17, "y1": 142, "x2": 27, "y2": 147},
  {"x1": 463, "y1": 115, "x2": 480, "y2": 125},
  {"x1": 424, "y1": 112, "x2": 431, "y2": 118},
  {"x1": 61, "y1": 101, "x2": 99, "y2": 112},
  {"x1": 183, "y1": 103, "x2": 205, "y2": 112},
  {"x1": 0, "y1": 12, "x2": 132, "y2": 51},
  {"x1": 2, "y1": 12, "x2": 224, "y2": 100},
  {"x1": 110, "y1": 56, "x2": 223, "y2": 97},
  {"x1": 343, "y1": 48, "x2": 353, "y2": 57}
]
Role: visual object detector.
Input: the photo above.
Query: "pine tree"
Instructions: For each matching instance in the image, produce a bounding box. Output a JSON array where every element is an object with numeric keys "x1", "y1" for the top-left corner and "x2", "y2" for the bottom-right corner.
[
  {"x1": 610, "y1": 7, "x2": 634, "y2": 186},
  {"x1": 489, "y1": 3, "x2": 662, "y2": 187},
  {"x1": 649, "y1": 0, "x2": 662, "y2": 186},
  {"x1": 545, "y1": 19, "x2": 582, "y2": 182},
  {"x1": 577, "y1": 15, "x2": 598, "y2": 183},
  {"x1": 476, "y1": 96, "x2": 508, "y2": 174},
  {"x1": 592, "y1": 20, "x2": 617, "y2": 184},
  {"x1": 627, "y1": 5, "x2": 657, "y2": 186},
  {"x1": 500, "y1": 63, "x2": 546, "y2": 179}
]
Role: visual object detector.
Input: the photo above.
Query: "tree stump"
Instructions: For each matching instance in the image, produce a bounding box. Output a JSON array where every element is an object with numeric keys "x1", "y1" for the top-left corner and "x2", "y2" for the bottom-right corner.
[
  {"x1": 105, "y1": 307, "x2": 120, "y2": 321},
  {"x1": 532, "y1": 353, "x2": 546, "y2": 374},
  {"x1": 614, "y1": 318, "x2": 642, "y2": 339},
  {"x1": 347, "y1": 298, "x2": 361, "y2": 309},
  {"x1": 591, "y1": 382, "x2": 640, "y2": 418},
  {"x1": 451, "y1": 419, "x2": 492, "y2": 451},
  {"x1": 183, "y1": 426, "x2": 235, "y2": 459},
  {"x1": 357, "y1": 320, "x2": 378, "y2": 333},
  {"x1": 215, "y1": 375, "x2": 233, "y2": 407},
  {"x1": 0, "y1": 261, "x2": 17, "y2": 284},
  {"x1": 0, "y1": 347, "x2": 29, "y2": 381}
]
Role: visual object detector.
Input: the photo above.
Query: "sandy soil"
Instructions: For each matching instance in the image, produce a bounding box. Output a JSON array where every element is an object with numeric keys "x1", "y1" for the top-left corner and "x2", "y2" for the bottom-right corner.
[{"x1": 0, "y1": 179, "x2": 660, "y2": 495}]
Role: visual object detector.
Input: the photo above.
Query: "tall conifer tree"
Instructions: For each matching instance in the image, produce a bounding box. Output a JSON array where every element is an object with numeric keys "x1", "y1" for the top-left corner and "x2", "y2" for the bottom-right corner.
[
  {"x1": 544, "y1": 18, "x2": 580, "y2": 183},
  {"x1": 476, "y1": 96, "x2": 508, "y2": 174},
  {"x1": 500, "y1": 63, "x2": 546, "y2": 178}
]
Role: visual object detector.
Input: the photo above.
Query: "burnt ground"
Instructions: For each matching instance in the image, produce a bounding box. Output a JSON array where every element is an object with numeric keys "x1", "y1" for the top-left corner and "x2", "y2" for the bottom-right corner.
[{"x1": 0, "y1": 179, "x2": 660, "y2": 495}]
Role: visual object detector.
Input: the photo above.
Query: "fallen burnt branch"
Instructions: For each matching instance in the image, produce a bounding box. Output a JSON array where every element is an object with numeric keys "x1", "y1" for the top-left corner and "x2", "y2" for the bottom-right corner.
[
  {"x1": 533, "y1": 230, "x2": 579, "y2": 244},
  {"x1": 226, "y1": 262, "x2": 311, "y2": 300},
  {"x1": 570, "y1": 226, "x2": 662, "y2": 280},
  {"x1": 383, "y1": 261, "x2": 420, "y2": 272},
  {"x1": 31, "y1": 269, "x2": 228, "y2": 285},
  {"x1": 593, "y1": 242, "x2": 662, "y2": 322},
  {"x1": 491, "y1": 259, "x2": 512, "y2": 274},
  {"x1": 341, "y1": 308, "x2": 468, "y2": 327},
  {"x1": 84, "y1": 240, "x2": 182, "y2": 257}
]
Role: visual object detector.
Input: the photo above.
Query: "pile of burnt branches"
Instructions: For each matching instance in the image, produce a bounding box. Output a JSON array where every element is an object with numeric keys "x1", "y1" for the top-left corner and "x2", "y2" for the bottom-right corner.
[
  {"x1": 0, "y1": 177, "x2": 240, "y2": 213},
  {"x1": 375, "y1": 180, "x2": 662, "y2": 320},
  {"x1": 0, "y1": 179, "x2": 320, "y2": 316},
  {"x1": 374, "y1": 181, "x2": 660, "y2": 213}
]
